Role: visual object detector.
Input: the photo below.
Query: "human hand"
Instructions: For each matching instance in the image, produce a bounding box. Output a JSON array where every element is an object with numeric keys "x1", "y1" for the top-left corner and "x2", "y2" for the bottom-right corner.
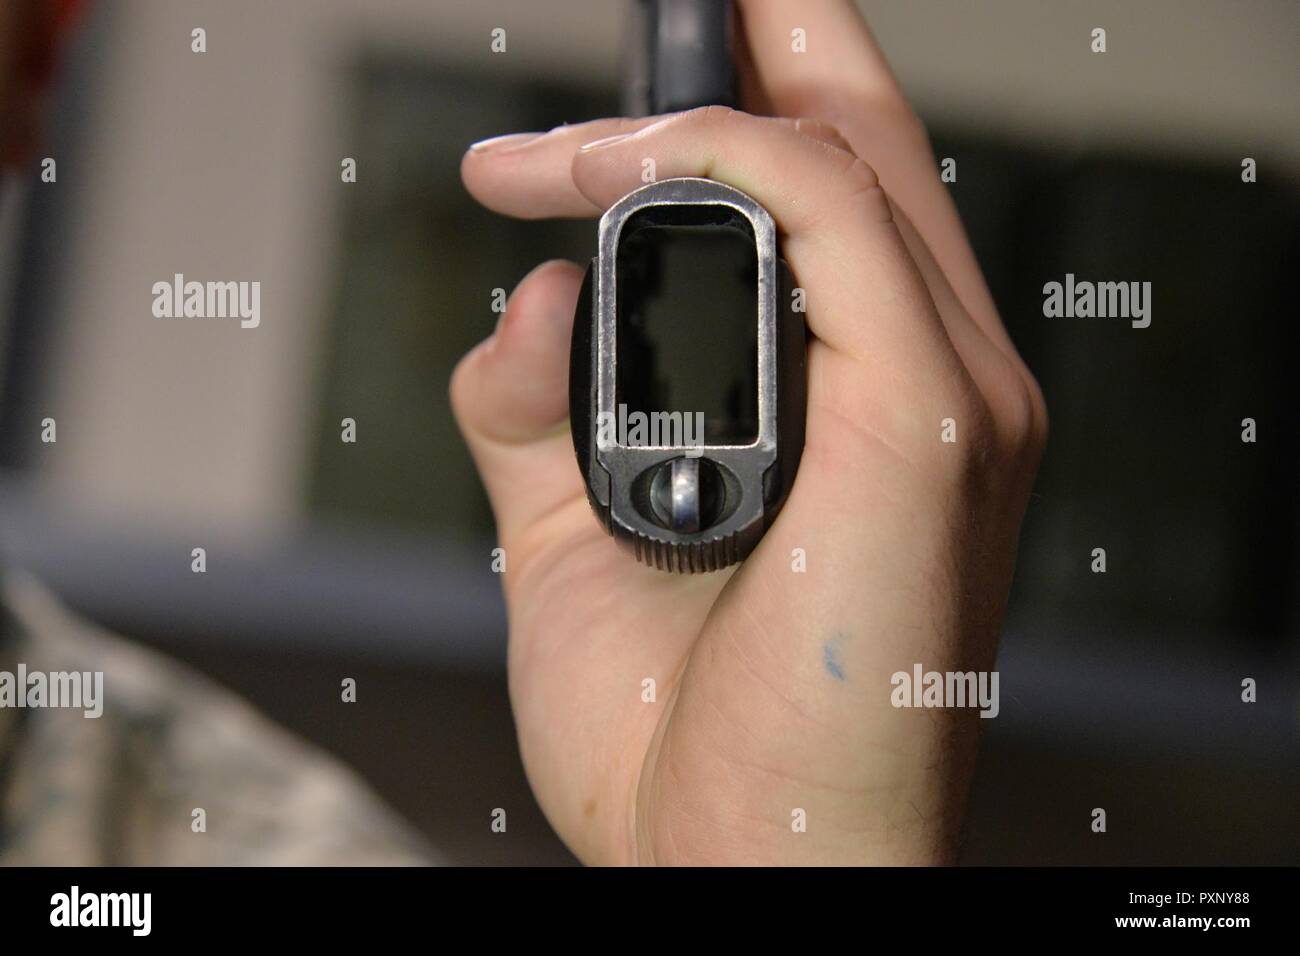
[{"x1": 452, "y1": 0, "x2": 1046, "y2": 865}]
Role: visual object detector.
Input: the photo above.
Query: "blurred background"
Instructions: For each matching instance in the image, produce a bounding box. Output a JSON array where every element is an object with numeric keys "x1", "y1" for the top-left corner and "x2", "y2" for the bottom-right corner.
[{"x1": 0, "y1": 0, "x2": 1296, "y2": 864}]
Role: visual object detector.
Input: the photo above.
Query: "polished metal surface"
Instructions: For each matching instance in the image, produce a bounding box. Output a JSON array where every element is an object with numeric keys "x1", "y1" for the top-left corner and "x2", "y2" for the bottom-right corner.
[{"x1": 591, "y1": 177, "x2": 779, "y2": 569}]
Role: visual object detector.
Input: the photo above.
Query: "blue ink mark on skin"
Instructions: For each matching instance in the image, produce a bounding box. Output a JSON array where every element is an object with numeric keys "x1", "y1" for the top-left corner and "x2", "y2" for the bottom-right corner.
[{"x1": 823, "y1": 638, "x2": 847, "y2": 682}]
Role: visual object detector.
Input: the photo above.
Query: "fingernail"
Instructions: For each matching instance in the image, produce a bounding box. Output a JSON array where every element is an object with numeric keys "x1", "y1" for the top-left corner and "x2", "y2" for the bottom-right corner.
[
  {"x1": 578, "y1": 132, "x2": 633, "y2": 152},
  {"x1": 468, "y1": 132, "x2": 544, "y2": 154}
]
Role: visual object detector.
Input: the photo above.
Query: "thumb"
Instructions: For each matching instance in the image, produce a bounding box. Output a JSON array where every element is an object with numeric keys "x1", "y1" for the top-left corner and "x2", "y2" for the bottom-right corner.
[{"x1": 449, "y1": 259, "x2": 589, "y2": 554}]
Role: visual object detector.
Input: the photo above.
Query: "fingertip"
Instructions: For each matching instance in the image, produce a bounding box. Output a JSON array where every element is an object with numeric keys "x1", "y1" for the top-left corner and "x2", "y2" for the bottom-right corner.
[
  {"x1": 452, "y1": 259, "x2": 586, "y2": 446},
  {"x1": 460, "y1": 146, "x2": 524, "y2": 219},
  {"x1": 493, "y1": 258, "x2": 585, "y2": 350},
  {"x1": 463, "y1": 120, "x2": 660, "y2": 221}
]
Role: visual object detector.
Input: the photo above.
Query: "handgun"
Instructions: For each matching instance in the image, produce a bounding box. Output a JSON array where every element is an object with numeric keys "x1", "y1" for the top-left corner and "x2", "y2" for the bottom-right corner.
[{"x1": 569, "y1": 0, "x2": 806, "y2": 572}]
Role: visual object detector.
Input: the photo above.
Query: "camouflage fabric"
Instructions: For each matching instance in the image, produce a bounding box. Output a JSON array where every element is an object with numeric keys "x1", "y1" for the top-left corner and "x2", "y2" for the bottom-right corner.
[{"x1": 0, "y1": 572, "x2": 434, "y2": 865}]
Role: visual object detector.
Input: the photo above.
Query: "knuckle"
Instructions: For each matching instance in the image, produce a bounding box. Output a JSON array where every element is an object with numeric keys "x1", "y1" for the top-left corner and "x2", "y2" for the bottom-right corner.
[
  {"x1": 822, "y1": 154, "x2": 890, "y2": 225},
  {"x1": 788, "y1": 91, "x2": 930, "y2": 154},
  {"x1": 1020, "y1": 368, "x2": 1050, "y2": 457},
  {"x1": 996, "y1": 362, "x2": 1049, "y2": 463},
  {"x1": 837, "y1": 152, "x2": 882, "y2": 194},
  {"x1": 1003, "y1": 361, "x2": 1045, "y2": 460},
  {"x1": 448, "y1": 347, "x2": 483, "y2": 427},
  {"x1": 681, "y1": 103, "x2": 740, "y2": 128},
  {"x1": 792, "y1": 116, "x2": 851, "y2": 150}
]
